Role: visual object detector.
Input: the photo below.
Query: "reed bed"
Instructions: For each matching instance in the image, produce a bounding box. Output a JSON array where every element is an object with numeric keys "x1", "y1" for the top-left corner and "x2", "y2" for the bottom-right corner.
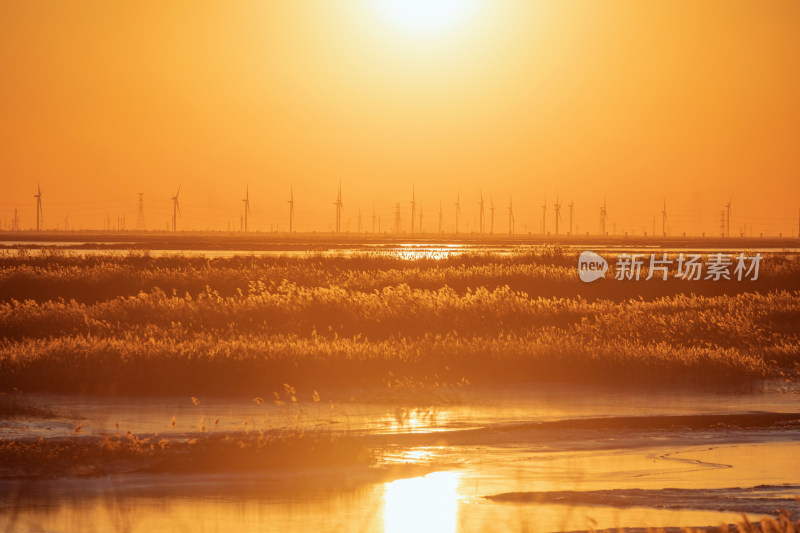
[
  {"x1": 1, "y1": 251, "x2": 797, "y2": 302},
  {"x1": 0, "y1": 252, "x2": 798, "y2": 394},
  {"x1": 0, "y1": 430, "x2": 369, "y2": 478}
]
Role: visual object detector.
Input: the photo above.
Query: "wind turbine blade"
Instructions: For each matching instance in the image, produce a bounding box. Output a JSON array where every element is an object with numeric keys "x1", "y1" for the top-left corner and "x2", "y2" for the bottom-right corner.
[
  {"x1": 177, "y1": 201, "x2": 181, "y2": 216},
  {"x1": 176, "y1": 184, "x2": 181, "y2": 197}
]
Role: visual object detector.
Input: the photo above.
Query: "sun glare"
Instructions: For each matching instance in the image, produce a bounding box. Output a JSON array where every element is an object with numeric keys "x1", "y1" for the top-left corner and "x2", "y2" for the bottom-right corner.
[
  {"x1": 383, "y1": 472, "x2": 461, "y2": 533},
  {"x1": 370, "y1": 0, "x2": 480, "y2": 37}
]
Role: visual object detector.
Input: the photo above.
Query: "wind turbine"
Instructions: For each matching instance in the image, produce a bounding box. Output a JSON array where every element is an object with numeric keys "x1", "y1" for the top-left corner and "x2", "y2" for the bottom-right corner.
[
  {"x1": 541, "y1": 197, "x2": 547, "y2": 235},
  {"x1": 508, "y1": 196, "x2": 515, "y2": 235},
  {"x1": 599, "y1": 197, "x2": 608, "y2": 236},
  {"x1": 568, "y1": 201, "x2": 574, "y2": 236},
  {"x1": 454, "y1": 193, "x2": 461, "y2": 235},
  {"x1": 661, "y1": 198, "x2": 667, "y2": 237},
  {"x1": 242, "y1": 185, "x2": 251, "y2": 232},
  {"x1": 171, "y1": 185, "x2": 181, "y2": 232},
  {"x1": 438, "y1": 200, "x2": 443, "y2": 234},
  {"x1": 724, "y1": 198, "x2": 731, "y2": 238},
  {"x1": 334, "y1": 182, "x2": 343, "y2": 233},
  {"x1": 554, "y1": 197, "x2": 562, "y2": 236},
  {"x1": 287, "y1": 187, "x2": 295, "y2": 233},
  {"x1": 418, "y1": 201, "x2": 423, "y2": 233},
  {"x1": 410, "y1": 185, "x2": 416, "y2": 234},
  {"x1": 490, "y1": 197, "x2": 495, "y2": 235},
  {"x1": 478, "y1": 191, "x2": 485, "y2": 234},
  {"x1": 34, "y1": 183, "x2": 43, "y2": 231}
]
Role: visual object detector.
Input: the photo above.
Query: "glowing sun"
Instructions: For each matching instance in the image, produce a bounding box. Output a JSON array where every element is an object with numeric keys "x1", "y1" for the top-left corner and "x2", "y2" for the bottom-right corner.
[{"x1": 370, "y1": 0, "x2": 480, "y2": 37}]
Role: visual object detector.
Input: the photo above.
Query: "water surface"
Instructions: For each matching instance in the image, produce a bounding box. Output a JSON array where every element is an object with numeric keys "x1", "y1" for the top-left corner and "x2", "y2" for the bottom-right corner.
[{"x1": 2, "y1": 383, "x2": 799, "y2": 532}]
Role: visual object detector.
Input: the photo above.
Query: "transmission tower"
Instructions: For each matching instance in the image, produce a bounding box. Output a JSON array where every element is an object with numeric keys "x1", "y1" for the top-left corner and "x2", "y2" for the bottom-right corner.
[
  {"x1": 394, "y1": 203, "x2": 402, "y2": 233},
  {"x1": 136, "y1": 193, "x2": 146, "y2": 231}
]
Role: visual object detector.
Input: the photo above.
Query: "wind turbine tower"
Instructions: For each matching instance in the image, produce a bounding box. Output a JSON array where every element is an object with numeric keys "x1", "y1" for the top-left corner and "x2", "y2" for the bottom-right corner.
[
  {"x1": 136, "y1": 193, "x2": 146, "y2": 231},
  {"x1": 508, "y1": 196, "x2": 515, "y2": 235},
  {"x1": 661, "y1": 198, "x2": 667, "y2": 237},
  {"x1": 568, "y1": 201, "x2": 574, "y2": 236},
  {"x1": 454, "y1": 193, "x2": 461, "y2": 235},
  {"x1": 599, "y1": 198, "x2": 608, "y2": 236},
  {"x1": 171, "y1": 185, "x2": 181, "y2": 232},
  {"x1": 490, "y1": 197, "x2": 495, "y2": 235},
  {"x1": 554, "y1": 197, "x2": 562, "y2": 236},
  {"x1": 372, "y1": 204, "x2": 376, "y2": 233},
  {"x1": 410, "y1": 185, "x2": 416, "y2": 234},
  {"x1": 725, "y1": 199, "x2": 731, "y2": 238},
  {"x1": 242, "y1": 185, "x2": 251, "y2": 233},
  {"x1": 478, "y1": 192, "x2": 485, "y2": 234},
  {"x1": 334, "y1": 182, "x2": 343, "y2": 233},
  {"x1": 418, "y1": 202, "x2": 423, "y2": 233},
  {"x1": 34, "y1": 183, "x2": 43, "y2": 231},
  {"x1": 541, "y1": 198, "x2": 547, "y2": 235},
  {"x1": 288, "y1": 188, "x2": 295, "y2": 233}
]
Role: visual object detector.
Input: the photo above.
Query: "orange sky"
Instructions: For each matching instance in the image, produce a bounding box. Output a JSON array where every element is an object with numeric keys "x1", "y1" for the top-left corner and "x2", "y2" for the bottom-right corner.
[{"x1": 1, "y1": 1, "x2": 799, "y2": 235}]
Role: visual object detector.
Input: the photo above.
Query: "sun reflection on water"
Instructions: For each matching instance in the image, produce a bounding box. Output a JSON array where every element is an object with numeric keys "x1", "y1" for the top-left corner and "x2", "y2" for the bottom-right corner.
[
  {"x1": 379, "y1": 407, "x2": 450, "y2": 434},
  {"x1": 394, "y1": 249, "x2": 457, "y2": 260},
  {"x1": 383, "y1": 472, "x2": 461, "y2": 533}
]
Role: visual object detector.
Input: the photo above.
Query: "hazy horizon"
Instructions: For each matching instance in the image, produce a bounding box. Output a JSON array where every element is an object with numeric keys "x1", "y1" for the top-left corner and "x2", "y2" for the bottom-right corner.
[{"x1": 2, "y1": 1, "x2": 799, "y2": 236}]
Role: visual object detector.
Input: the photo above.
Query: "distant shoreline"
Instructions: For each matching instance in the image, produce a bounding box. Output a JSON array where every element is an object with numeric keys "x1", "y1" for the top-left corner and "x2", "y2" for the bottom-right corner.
[{"x1": 0, "y1": 230, "x2": 798, "y2": 252}]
